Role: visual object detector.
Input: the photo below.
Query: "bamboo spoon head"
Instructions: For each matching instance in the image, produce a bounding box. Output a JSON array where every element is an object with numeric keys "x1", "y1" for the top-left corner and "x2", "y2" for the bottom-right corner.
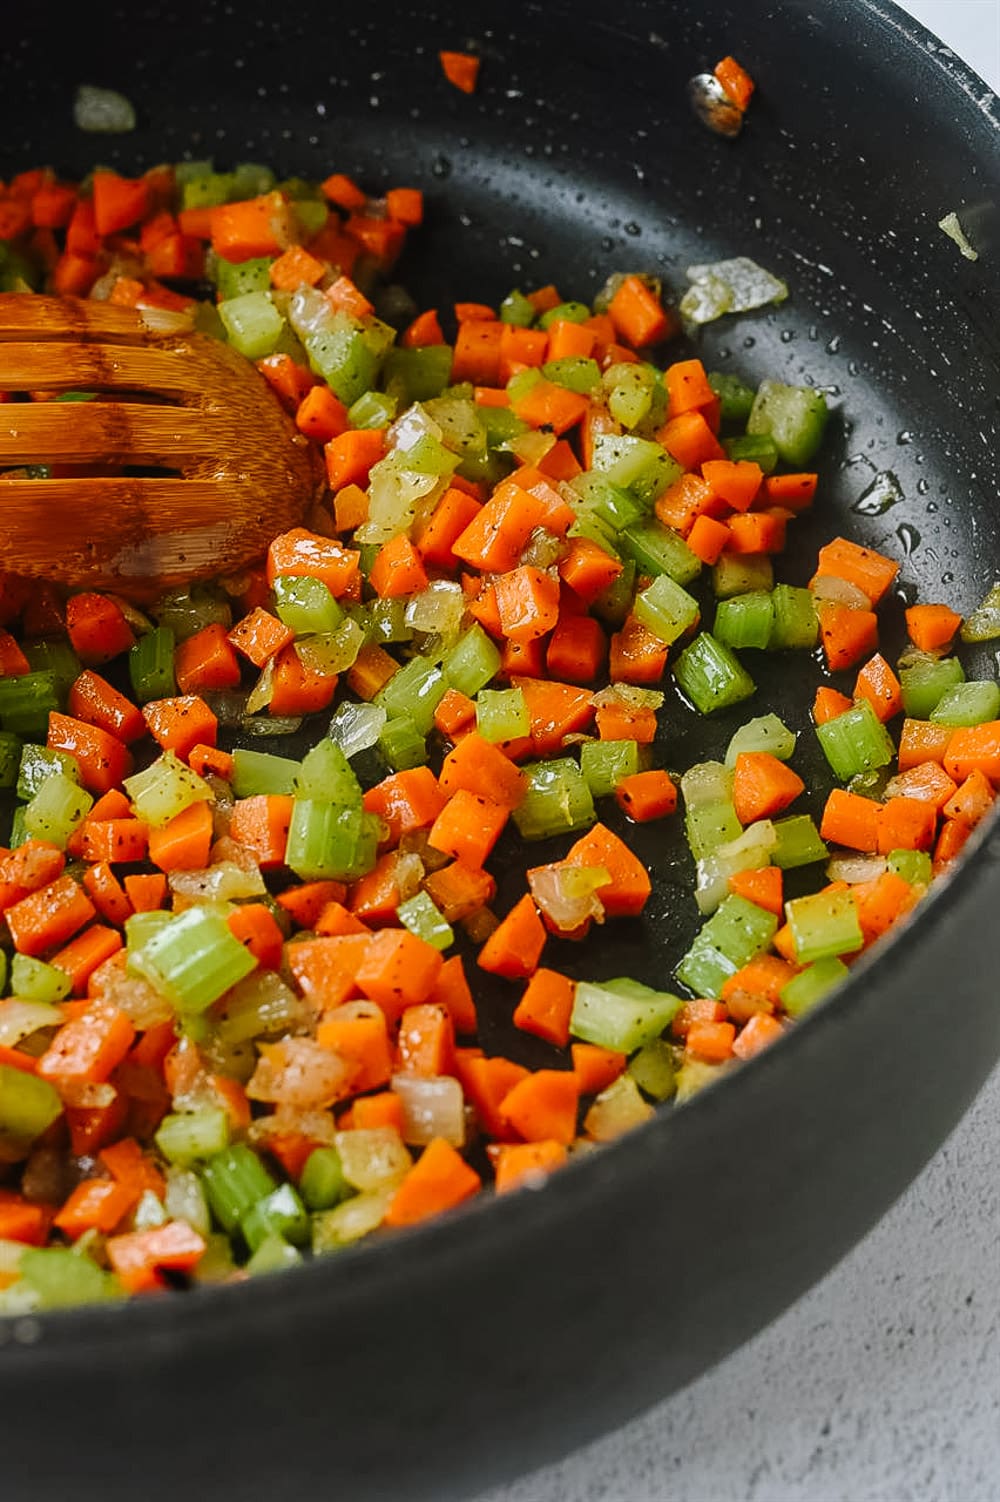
[{"x1": 0, "y1": 293, "x2": 324, "y2": 597}]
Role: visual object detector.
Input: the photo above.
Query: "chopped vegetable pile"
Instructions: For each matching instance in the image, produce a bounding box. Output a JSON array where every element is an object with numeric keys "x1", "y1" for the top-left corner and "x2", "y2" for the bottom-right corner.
[{"x1": 0, "y1": 155, "x2": 996, "y2": 1311}]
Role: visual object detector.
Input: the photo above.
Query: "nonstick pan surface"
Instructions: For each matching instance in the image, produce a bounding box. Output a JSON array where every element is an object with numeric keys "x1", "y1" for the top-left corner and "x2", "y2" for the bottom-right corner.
[{"x1": 0, "y1": 3, "x2": 999, "y2": 1499}]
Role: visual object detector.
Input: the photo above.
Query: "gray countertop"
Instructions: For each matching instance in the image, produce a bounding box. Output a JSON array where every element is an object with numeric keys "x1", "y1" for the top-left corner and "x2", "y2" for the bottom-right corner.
[{"x1": 480, "y1": 4, "x2": 1000, "y2": 1498}]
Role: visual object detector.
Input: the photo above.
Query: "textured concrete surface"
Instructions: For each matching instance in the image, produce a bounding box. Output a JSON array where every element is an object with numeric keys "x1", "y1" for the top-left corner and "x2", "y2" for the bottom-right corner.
[{"x1": 480, "y1": 5, "x2": 1000, "y2": 1499}]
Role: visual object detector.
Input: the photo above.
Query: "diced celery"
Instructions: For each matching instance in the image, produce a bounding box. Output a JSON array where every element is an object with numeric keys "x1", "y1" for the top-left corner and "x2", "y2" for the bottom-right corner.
[
  {"x1": 293, "y1": 738, "x2": 362, "y2": 806},
  {"x1": 674, "y1": 633, "x2": 756, "y2": 715},
  {"x1": 708, "y1": 371, "x2": 756, "y2": 424},
  {"x1": 511, "y1": 758, "x2": 596, "y2": 840},
  {"x1": 769, "y1": 584, "x2": 819, "y2": 650},
  {"x1": 442, "y1": 624, "x2": 503, "y2": 698},
  {"x1": 129, "y1": 626, "x2": 176, "y2": 703},
  {"x1": 500, "y1": 288, "x2": 535, "y2": 326},
  {"x1": 130, "y1": 908, "x2": 258, "y2": 1013},
  {"x1": 0, "y1": 671, "x2": 61, "y2": 737},
  {"x1": 568, "y1": 507, "x2": 621, "y2": 557},
  {"x1": 771, "y1": 814, "x2": 828, "y2": 869},
  {"x1": 21, "y1": 639, "x2": 81, "y2": 698},
  {"x1": 155, "y1": 1107, "x2": 231, "y2": 1165},
  {"x1": 929, "y1": 680, "x2": 1000, "y2": 727},
  {"x1": 303, "y1": 310, "x2": 380, "y2": 406},
  {"x1": 570, "y1": 470, "x2": 646, "y2": 532},
  {"x1": 887, "y1": 848, "x2": 932, "y2": 886},
  {"x1": 0, "y1": 1063, "x2": 63, "y2": 1143},
  {"x1": 627, "y1": 1038, "x2": 677, "y2": 1100},
  {"x1": 153, "y1": 588, "x2": 232, "y2": 643},
  {"x1": 722, "y1": 433, "x2": 779, "y2": 473},
  {"x1": 747, "y1": 381, "x2": 828, "y2": 466},
  {"x1": 125, "y1": 911, "x2": 174, "y2": 954},
  {"x1": 246, "y1": 1232, "x2": 303, "y2": 1274},
  {"x1": 365, "y1": 600, "x2": 412, "y2": 648},
  {"x1": 231, "y1": 162, "x2": 278, "y2": 197},
  {"x1": 214, "y1": 254, "x2": 272, "y2": 300},
  {"x1": 604, "y1": 362, "x2": 657, "y2": 428},
  {"x1": 780, "y1": 955, "x2": 850, "y2": 1017},
  {"x1": 312, "y1": 1187, "x2": 396, "y2": 1251},
  {"x1": 300, "y1": 1146, "x2": 353, "y2": 1211},
  {"x1": 273, "y1": 575, "x2": 344, "y2": 636},
  {"x1": 10, "y1": 954, "x2": 72, "y2": 1003},
  {"x1": 124, "y1": 750, "x2": 214, "y2": 826},
  {"x1": 375, "y1": 656, "x2": 447, "y2": 734},
  {"x1": 476, "y1": 687, "x2": 530, "y2": 744},
  {"x1": 591, "y1": 557, "x2": 636, "y2": 627},
  {"x1": 285, "y1": 801, "x2": 378, "y2": 881},
  {"x1": 0, "y1": 730, "x2": 21, "y2": 787},
  {"x1": 241, "y1": 1183, "x2": 310, "y2": 1252},
  {"x1": 231, "y1": 747, "x2": 301, "y2": 797},
  {"x1": 580, "y1": 738, "x2": 643, "y2": 798},
  {"x1": 382, "y1": 346, "x2": 454, "y2": 404},
  {"x1": 543, "y1": 356, "x2": 601, "y2": 394},
  {"x1": 16, "y1": 1247, "x2": 122, "y2": 1309},
  {"x1": 786, "y1": 889, "x2": 864, "y2": 964},
  {"x1": 685, "y1": 798, "x2": 745, "y2": 860},
  {"x1": 816, "y1": 700, "x2": 895, "y2": 781},
  {"x1": 16, "y1": 744, "x2": 80, "y2": 802},
  {"x1": 481, "y1": 404, "x2": 530, "y2": 448},
  {"x1": 960, "y1": 584, "x2": 1000, "y2": 644},
  {"x1": 378, "y1": 715, "x2": 427, "y2": 772},
  {"x1": 619, "y1": 518, "x2": 701, "y2": 585},
  {"x1": 538, "y1": 300, "x2": 591, "y2": 328},
  {"x1": 219, "y1": 290, "x2": 285, "y2": 360},
  {"x1": 695, "y1": 819, "x2": 777, "y2": 914},
  {"x1": 676, "y1": 894, "x2": 778, "y2": 998},
  {"x1": 713, "y1": 590, "x2": 774, "y2": 651},
  {"x1": 593, "y1": 434, "x2": 681, "y2": 503},
  {"x1": 164, "y1": 1168, "x2": 212, "y2": 1237},
  {"x1": 899, "y1": 655, "x2": 965, "y2": 719},
  {"x1": 712, "y1": 553, "x2": 774, "y2": 598},
  {"x1": 8, "y1": 807, "x2": 27, "y2": 848},
  {"x1": 633, "y1": 573, "x2": 700, "y2": 645},
  {"x1": 400, "y1": 432, "x2": 460, "y2": 478},
  {"x1": 181, "y1": 169, "x2": 235, "y2": 208},
  {"x1": 201, "y1": 1143, "x2": 277, "y2": 1234},
  {"x1": 570, "y1": 978, "x2": 683, "y2": 1053},
  {"x1": 23, "y1": 772, "x2": 92, "y2": 848},
  {"x1": 397, "y1": 890, "x2": 455, "y2": 951},
  {"x1": 725, "y1": 714, "x2": 797, "y2": 768}
]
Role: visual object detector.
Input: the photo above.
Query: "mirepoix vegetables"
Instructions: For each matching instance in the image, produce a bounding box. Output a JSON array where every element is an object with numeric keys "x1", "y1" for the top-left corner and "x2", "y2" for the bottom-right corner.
[{"x1": 0, "y1": 153, "x2": 994, "y2": 1313}]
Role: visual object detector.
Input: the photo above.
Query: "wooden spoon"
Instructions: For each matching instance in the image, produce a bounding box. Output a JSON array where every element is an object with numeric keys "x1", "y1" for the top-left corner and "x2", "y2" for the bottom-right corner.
[{"x1": 0, "y1": 293, "x2": 324, "y2": 597}]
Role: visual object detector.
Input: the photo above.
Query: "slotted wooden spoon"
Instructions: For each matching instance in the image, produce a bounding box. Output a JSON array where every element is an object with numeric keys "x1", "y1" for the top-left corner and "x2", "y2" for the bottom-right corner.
[{"x1": 0, "y1": 293, "x2": 323, "y2": 596}]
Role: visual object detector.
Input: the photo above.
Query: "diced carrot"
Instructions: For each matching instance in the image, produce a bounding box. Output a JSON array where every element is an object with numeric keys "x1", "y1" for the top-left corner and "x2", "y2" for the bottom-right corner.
[
  {"x1": 415, "y1": 487, "x2": 483, "y2": 570},
  {"x1": 686, "y1": 513, "x2": 732, "y2": 565},
  {"x1": 942, "y1": 768, "x2": 995, "y2": 827},
  {"x1": 934, "y1": 817, "x2": 971, "y2": 871},
  {"x1": 320, "y1": 173, "x2": 367, "y2": 210},
  {"x1": 385, "y1": 1137, "x2": 481, "y2": 1227},
  {"x1": 323, "y1": 427, "x2": 386, "y2": 490},
  {"x1": 267, "y1": 528, "x2": 361, "y2": 598},
  {"x1": 268, "y1": 242, "x2": 326, "y2": 291},
  {"x1": 854, "y1": 653, "x2": 903, "y2": 722},
  {"x1": 685, "y1": 1020, "x2": 736, "y2": 1062},
  {"x1": 225, "y1": 903, "x2": 285, "y2": 970},
  {"x1": 511, "y1": 378, "x2": 589, "y2": 436},
  {"x1": 760, "y1": 473, "x2": 817, "y2": 510},
  {"x1": 428, "y1": 789, "x2": 509, "y2": 869},
  {"x1": 725, "y1": 510, "x2": 788, "y2": 555},
  {"x1": 333, "y1": 482, "x2": 369, "y2": 533},
  {"x1": 944, "y1": 722, "x2": 1000, "y2": 783},
  {"x1": 512, "y1": 967, "x2": 575, "y2": 1047},
  {"x1": 82, "y1": 862, "x2": 133, "y2": 927},
  {"x1": 347, "y1": 852, "x2": 403, "y2": 926},
  {"x1": 65, "y1": 592, "x2": 135, "y2": 664},
  {"x1": 721, "y1": 952, "x2": 794, "y2": 1010},
  {"x1": 37, "y1": 1000, "x2": 135, "y2": 1086},
  {"x1": 558, "y1": 538, "x2": 623, "y2": 605},
  {"x1": 47, "y1": 711, "x2": 132, "y2": 795},
  {"x1": 498, "y1": 323, "x2": 549, "y2": 384},
  {"x1": 427, "y1": 953, "x2": 478, "y2": 1035},
  {"x1": 275, "y1": 879, "x2": 348, "y2": 929},
  {"x1": 50, "y1": 924, "x2": 123, "y2": 995},
  {"x1": 563, "y1": 822, "x2": 652, "y2": 917},
  {"x1": 451, "y1": 319, "x2": 503, "y2": 384},
  {"x1": 434, "y1": 687, "x2": 477, "y2": 741},
  {"x1": 316, "y1": 1000, "x2": 393, "y2": 1092},
  {"x1": 493, "y1": 565, "x2": 561, "y2": 644},
  {"x1": 852, "y1": 871, "x2": 916, "y2": 944},
  {"x1": 268, "y1": 643, "x2": 338, "y2": 718},
  {"x1": 439, "y1": 732, "x2": 527, "y2": 808},
  {"x1": 477, "y1": 894, "x2": 546, "y2": 979},
  {"x1": 394, "y1": 1002, "x2": 456, "y2": 1077},
  {"x1": 453, "y1": 1052, "x2": 529, "y2": 1139},
  {"x1": 658, "y1": 410, "x2": 725, "y2": 469},
  {"x1": 595, "y1": 700, "x2": 658, "y2": 744},
  {"x1": 614, "y1": 769, "x2": 678, "y2": 822},
  {"x1": 609, "y1": 614, "x2": 670, "y2": 685},
  {"x1": 256, "y1": 352, "x2": 317, "y2": 411},
  {"x1": 314, "y1": 901, "x2": 370, "y2": 937},
  {"x1": 732, "y1": 1012, "x2": 784, "y2": 1061},
  {"x1": 286, "y1": 935, "x2": 372, "y2": 1010},
  {"x1": 188, "y1": 743, "x2": 234, "y2": 781},
  {"x1": 702, "y1": 458, "x2": 763, "y2": 511},
  {"x1": 546, "y1": 614, "x2": 608, "y2": 684},
  {"x1": 106, "y1": 1220, "x2": 206, "y2": 1294},
  {"x1": 68, "y1": 668, "x2": 146, "y2": 743},
  {"x1": 726, "y1": 865, "x2": 784, "y2": 917},
  {"x1": 350, "y1": 1093, "x2": 406, "y2": 1134},
  {"x1": 813, "y1": 685, "x2": 854, "y2": 725},
  {"x1": 888, "y1": 761, "x2": 958, "y2": 811},
  {"x1": 732, "y1": 752, "x2": 805, "y2": 824},
  {"x1": 545, "y1": 319, "x2": 595, "y2": 362},
  {"x1": 423, "y1": 860, "x2": 496, "y2": 925},
  {"x1": 122, "y1": 873, "x2": 167, "y2": 913},
  {"x1": 91, "y1": 170, "x2": 150, "y2": 236},
  {"x1": 820, "y1": 788, "x2": 881, "y2": 852},
  {"x1": 325, "y1": 274, "x2": 374, "y2": 320},
  {"x1": 362, "y1": 767, "x2": 447, "y2": 845},
  {"x1": 211, "y1": 191, "x2": 295, "y2": 262},
  {"x1": 654, "y1": 472, "x2": 723, "y2": 536},
  {"x1": 369, "y1": 534, "x2": 429, "y2": 599},
  {"x1": 905, "y1": 602, "x2": 962, "y2": 653},
  {"x1": 401, "y1": 308, "x2": 445, "y2": 347},
  {"x1": 295, "y1": 383, "x2": 350, "y2": 443},
  {"x1": 53, "y1": 1178, "x2": 137, "y2": 1238},
  {"x1": 714, "y1": 54, "x2": 755, "y2": 111},
  {"x1": 818, "y1": 603, "x2": 880, "y2": 672},
  {"x1": 499, "y1": 1068, "x2": 579, "y2": 1146},
  {"x1": 0, "y1": 1195, "x2": 49, "y2": 1246},
  {"x1": 492, "y1": 1139, "x2": 568, "y2": 1193},
  {"x1": 672, "y1": 998, "x2": 728, "y2": 1038},
  {"x1": 571, "y1": 1042, "x2": 627, "y2": 1095},
  {"x1": 227, "y1": 606, "x2": 293, "y2": 669},
  {"x1": 608, "y1": 274, "x2": 671, "y2": 347},
  {"x1": 355, "y1": 929, "x2": 445, "y2": 1022},
  {"x1": 142, "y1": 695, "x2": 217, "y2": 762},
  {"x1": 876, "y1": 796, "x2": 938, "y2": 854},
  {"x1": 897, "y1": 718, "x2": 953, "y2": 772},
  {"x1": 812, "y1": 537, "x2": 899, "y2": 606},
  {"x1": 6, "y1": 872, "x2": 96, "y2": 958},
  {"x1": 143, "y1": 799, "x2": 211, "y2": 873}
]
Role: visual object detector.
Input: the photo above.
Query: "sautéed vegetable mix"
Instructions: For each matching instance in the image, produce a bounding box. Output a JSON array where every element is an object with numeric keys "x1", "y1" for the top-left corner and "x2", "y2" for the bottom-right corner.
[{"x1": 0, "y1": 157, "x2": 995, "y2": 1309}]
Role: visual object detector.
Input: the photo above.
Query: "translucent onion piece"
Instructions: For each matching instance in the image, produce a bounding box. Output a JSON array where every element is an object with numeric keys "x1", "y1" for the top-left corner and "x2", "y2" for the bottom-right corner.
[
  {"x1": 938, "y1": 211, "x2": 978, "y2": 262},
  {"x1": 695, "y1": 819, "x2": 777, "y2": 915},
  {"x1": 679, "y1": 271, "x2": 733, "y2": 325},
  {"x1": 584, "y1": 1075, "x2": 654, "y2": 1142},
  {"x1": 312, "y1": 1187, "x2": 395, "y2": 1250},
  {"x1": 391, "y1": 1073, "x2": 466, "y2": 1147},
  {"x1": 241, "y1": 714, "x2": 303, "y2": 738},
  {"x1": 591, "y1": 683, "x2": 665, "y2": 712},
  {"x1": 810, "y1": 574, "x2": 873, "y2": 611},
  {"x1": 295, "y1": 619, "x2": 364, "y2": 675},
  {"x1": 214, "y1": 971, "x2": 310, "y2": 1048},
  {"x1": 404, "y1": 580, "x2": 466, "y2": 637},
  {"x1": 826, "y1": 853, "x2": 887, "y2": 884},
  {"x1": 328, "y1": 700, "x2": 387, "y2": 759},
  {"x1": 528, "y1": 864, "x2": 609, "y2": 933},
  {"x1": 288, "y1": 285, "x2": 335, "y2": 340},
  {"x1": 686, "y1": 256, "x2": 789, "y2": 318},
  {"x1": 136, "y1": 303, "x2": 195, "y2": 335},
  {"x1": 169, "y1": 861, "x2": 266, "y2": 908},
  {"x1": 89, "y1": 959, "x2": 174, "y2": 1030},
  {"x1": 165, "y1": 1168, "x2": 211, "y2": 1237},
  {"x1": 73, "y1": 84, "x2": 136, "y2": 133},
  {"x1": 0, "y1": 999, "x2": 63, "y2": 1047},
  {"x1": 59, "y1": 1080, "x2": 118, "y2": 1110},
  {"x1": 520, "y1": 529, "x2": 563, "y2": 570},
  {"x1": 687, "y1": 73, "x2": 744, "y2": 138},
  {"x1": 356, "y1": 457, "x2": 442, "y2": 545},
  {"x1": 504, "y1": 429, "x2": 556, "y2": 465},
  {"x1": 681, "y1": 759, "x2": 734, "y2": 809},
  {"x1": 202, "y1": 690, "x2": 250, "y2": 727},
  {"x1": 244, "y1": 658, "x2": 275, "y2": 715},
  {"x1": 249, "y1": 1106, "x2": 336, "y2": 1150},
  {"x1": 388, "y1": 402, "x2": 444, "y2": 454},
  {"x1": 247, "y1": 1037, "x2": 355, "y2": 1109},
  {"x1": 960, "y1": 583, "x2": 1000, "y2": 643},
  {"x1": 334, "y1": 1126, "x2": 412, "y2": 1192},
  {"x1": 394, "y1": 851, "x2": 426, "y2": 903}
]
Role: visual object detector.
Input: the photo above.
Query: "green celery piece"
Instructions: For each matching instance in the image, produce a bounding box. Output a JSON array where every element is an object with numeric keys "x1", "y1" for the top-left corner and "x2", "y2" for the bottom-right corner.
[
  {"x1": 441, "y1": 625, "x2": 501, "y2": 699},
  {"x1": 580, "y1": 739, "x2": 643, "y2": 798},
  {"x1": 569, "y1": 470, "x2": 647, "y2": 532},
  {"x1": 422, "y1": 396, "x2": 489, "y2": 468},
  {"x1": 129, "y1": 626, "x2": 176, "y2": 703},
  {"x1": 0, "y1": 1064, "x2": 63, "y2": 1142},
  {"x1": 500, "y1": 288, "x2": 535, "y2": 326},
  {"x1": 153, "y1": 588, "x2": 232, "y2": 643},
  {"x1": 685, "y1": 799, "x2": 744, "y2": 861},
  {"x1": 303, "y1": 310, "x2": 380, "y2": 406},
  {"x1": 676, "y1": 894, "x2": 778, "y2": 999},
  {"x1": 887, "y1": 848, "x2": 933, "y2": 886},
  {"x1": 929, "y1": 680, "x2": 1000, "y2": 727},
  {"x1": 771, "y1": 814, "x2": 828, "y2": 869},
  {"x1": 367, "y1": 599, "x2": 412, "y2": 646},
  {"x1": 722, "y1": 433, "x2": 779, "y2": 473},
  {"x1": 899, "y1": 655, "x2": 965, "y2": 718},
  {"x1": 619, "y1": 518, "x2": 701, "y2": 585},
  {"x1": 591, "y1": 558, "x2": 637, "y2": 627},
  {"x1": 713, "y1": 591, "x2": 774, "y2": 651},
  {"x1": 747, "y1": 380, "x2": 828, "y2": 466},
  {"x1": 708, "y1": 371, "x2": 756, "y2": 424},
  {"x1": 769, "y1": 584, "x2": 819, "y2": 650},
  {"x1": 155, "y1": 1107, "x2": 231, "y2": 1166},
  {"x1": 481, "y1": 404, "x2": 530, "y2": 448},
  {"x1": 10, "y1": 955, "x2": 71, "y2": 1004},
  {"x1": 246, "y1": 1233, "x2": 303, "y2": 1275},
  {"x1": 633, "y1": 573, "x2": 700, "y2": 645},
  {"x1": 960, "y1": 584, "x2": 1000, "y2": 643},
  {"x1": 512, "y1": 758, "x2": 596, "y2": 841},
  {"x1": 348, "y1": 389, "x2": 399, "y2": 429},
  {"x1": 542, "y1": 356, "x2": 601, "y2": 394},
  {"x1": 725, "y1": 714, "x2": 796, "y2": 767},
  {"x1": 8, "y1": 807, "x2": 27, "y2": 848},
  {"x1": 712, "y1": 553, "x2": 774, "y2": 598},
  {"x1": 377, "y1": 715, "x2": 427, "y2": 772},
  {"x1": 568, "y1": 507, "x2": 621, "y2": 558},
  {"x1": 397, "y1": 891, "x2": 454, "y2": 951},
  {"x1": 17, "y1": 1248, "x2": 122, "y2": 1309},
  {"x1": 381, "y1": 346, "x2": 454, "y2": 405},
  {"x1": 816, "y1": 700, "x2": 895, "y2": 781},
  {"x1": 213, "y1": 254, "x2": 272, "y2": 300},
  {"x1": 627, "y1": 1038, "x2": 677, "y2": 1101},
  {"x1": 241, "y1": 1183, "x2": 311, "y2": 1252},
  {"x1": 780, "y1": 956, "x2": 850, "y2": 1017},
  {"x1": 538, "y1": 300, "x2": 591, "y2": 328},
  {"x1": 231, "y1": 747, "x2": 301, "y2": 798},
  {"x1": 273, "y1": 575, "x2": 344, "y2": 636},
  {"x1": 285, "y1": 801, "x2": 378, "y2": 881},
  {"x1": 125, "y1": 911, "x2": 174, "y2": 953},
  {"x1": 300, "y1": 1146, "x2": 353, "y2": 1211},
  {"x1": 592, "y1": 433, "x2": 681, "y2": 503},
  {"x1": 674, "y1": 633, "x2": 756, "y2": 715},
  {"x1": 130, "y1": 907, "x2": 258, "y2": 1014},
  {"x1": 786, "y1": 889, "x2": 864, "y2": 964},
  {"x1": 231, "y1": 162, "x2": 278, "y2": 197},
  {"x1": 219, "y1": 290, "x2": 285, "y2": 360},
  {"x1": 570, "y1": 978, "x2": 683, "y2": 1053},
  {"x1": 16, "y1": 744, "x2": 80, "y2": 802},
  {"x1": 399, "y1": 432, "x2": 459, "y2": 478},
  {"x1": 181, "y1": 169, "x2": 235, "y2": 208},
  {"x1": 0, "y1": 730, "x2": 22, "y2": 787},
  {"x1": 124, "y1": 750, "x2": 213, "y2": 826},
  {"x1": 23, "y1": 772, "x2": 92, "y2": 847},
  {"x1": 294, "y1": 738, "x2": 362, "y2": 805},
  {"x1": 201, "y1": 1143, "x2": 277, "y2": 1235},
  {"x1": 0, "y1": 671, "x2": 61, "y2": 737},
  {"x1": 476, "y1": 687, "x2": 530, "y2": 744},
  {"x1": 694, "y1": 818, "x2": 777, "y2": 915},
  {"x1": 604, "y1": 363, "x2": 656, "y2": 429},
  {"x1": 375, "y1": 656, "x2": 448, "y2": 734}
]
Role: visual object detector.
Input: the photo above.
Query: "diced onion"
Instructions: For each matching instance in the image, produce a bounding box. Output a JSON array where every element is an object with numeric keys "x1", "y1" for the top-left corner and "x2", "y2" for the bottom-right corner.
[
  {"x1": 169, "y1": 861, "x2": 266, "y2": 908},
  {"x1": 391, "y1": 1074, "x2": 466, "y2": 1147},
  {"x1": 826, "y1": 853, "x2": 887, "y2": 884},
  {"x1": 583, "y1": 1075, "x2": 654, "y2": 1142},
  {"x1": 0, "y1": 999, "x2": 63, "y2": 1047},
  {"x1": 247, "y1": 1037, "x2": 354, "y2": 1109},
  {"x1": 404, "y1": 580, "x2": 466, "y2": 637},
  {"x1": 313, "y1": 1188, "x2": 395, "y2": 1249},
  {"x1": 810, "y1": 574, "x2": 872, "y2": 611},
  {"x1": 329, "y1": 701, "x2": 387, "y2": 758},
  {"x1": 137, "y1": 303, "x2": 196, "y2": 336},
  {"x1": 73, "y1": 84, "x2": 136, "y2": 133},
  {"x1": 681, "y1": 759, "x2": 734, "y2": 809},
  {"x1": 528, "y1": 863, "x2": 608, "y2": 933},
  {"x1": 682, "y1": 255, "x2": 788, "y2": 324},
  {"x1": 244, "y1": 659, "x2": 275, "y2": 715},
  {"x1": 938, "y1": 211, "x2": 978, "y2": 262},
  {"x1": 334, "y1": 1126, "x2": 412, "y2": 1192},
  {"x1": 214, "y1": 970, "x2": 309, "y2": 1046}
]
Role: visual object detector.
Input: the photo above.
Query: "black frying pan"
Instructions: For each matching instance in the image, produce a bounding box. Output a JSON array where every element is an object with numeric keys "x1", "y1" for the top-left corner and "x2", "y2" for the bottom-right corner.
[{"x1": 1, "y1": 2, "x2": 999, "y2": 1498}]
